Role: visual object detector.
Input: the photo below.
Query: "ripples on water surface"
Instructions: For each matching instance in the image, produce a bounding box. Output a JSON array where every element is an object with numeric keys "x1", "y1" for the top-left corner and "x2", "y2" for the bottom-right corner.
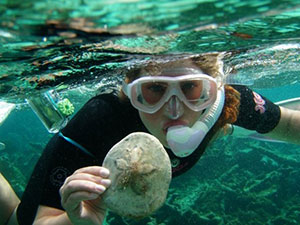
[
  {"x1": 1, "y1": 0, "x2": 300, "y2": 102},
  {"x1": 1, "y1": 1, "x2": 300, "y2": 225}
]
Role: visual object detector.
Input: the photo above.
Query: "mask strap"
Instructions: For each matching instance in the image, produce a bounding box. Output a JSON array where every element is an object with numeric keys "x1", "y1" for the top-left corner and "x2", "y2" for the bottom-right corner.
[{"x1": 59, "y1": 132, "x2": 95, "y2": 158}]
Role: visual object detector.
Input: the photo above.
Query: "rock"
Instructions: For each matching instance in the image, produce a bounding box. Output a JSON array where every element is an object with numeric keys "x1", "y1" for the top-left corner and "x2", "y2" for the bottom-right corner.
[{"x1": 102, "y1": 132, "x2": 172, "y2": 219}]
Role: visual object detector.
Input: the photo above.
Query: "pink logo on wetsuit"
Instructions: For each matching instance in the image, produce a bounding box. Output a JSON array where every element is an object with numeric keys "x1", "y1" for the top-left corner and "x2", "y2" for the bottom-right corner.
[{"x1": 253, "y1": 92, "x2": 265, "y2": 114}]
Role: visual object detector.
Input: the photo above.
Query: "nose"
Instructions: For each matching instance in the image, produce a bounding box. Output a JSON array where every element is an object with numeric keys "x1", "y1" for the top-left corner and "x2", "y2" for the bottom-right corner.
[{"x1": 164, "y1": 96, "x2": 184, "y2": 120}]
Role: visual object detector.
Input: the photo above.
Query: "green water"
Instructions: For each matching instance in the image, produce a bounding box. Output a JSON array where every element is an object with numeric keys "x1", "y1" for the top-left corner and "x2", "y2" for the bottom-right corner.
[{"x1": 1, "y1": 0, "x2": 300, "y2": 224}]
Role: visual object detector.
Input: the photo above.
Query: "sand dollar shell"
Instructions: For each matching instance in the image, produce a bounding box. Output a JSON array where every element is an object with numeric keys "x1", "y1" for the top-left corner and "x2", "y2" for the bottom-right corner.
[{"x1": 102, "y1": 132, "x2": 172, "y2": 219}]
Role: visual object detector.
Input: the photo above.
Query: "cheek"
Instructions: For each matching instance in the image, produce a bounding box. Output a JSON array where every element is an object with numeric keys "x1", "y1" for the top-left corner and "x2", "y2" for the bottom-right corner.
[
  {"x1": 139, "y1": 110, "x2": 167, "y2": 146},
  {"x1": 138, "y1": 109, "x2": 166, "y2": 138},
  {"x1": 185, "y1": 110, "x2": 203, "y2": 125},
  {"x1": 139, "y1": 111, "x2": 162, "y2": 127}
]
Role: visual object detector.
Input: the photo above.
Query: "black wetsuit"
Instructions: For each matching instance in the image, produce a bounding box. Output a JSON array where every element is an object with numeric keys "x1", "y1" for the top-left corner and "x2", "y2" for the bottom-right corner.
[{"x1": 16, "y1": 93, "x2": 215, "y2": 225}]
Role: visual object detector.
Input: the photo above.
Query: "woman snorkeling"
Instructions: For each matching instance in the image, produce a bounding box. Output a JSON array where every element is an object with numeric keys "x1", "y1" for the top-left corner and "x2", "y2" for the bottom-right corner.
[{"x1": 16, "y1": 53, "x2": 300, "y2": 225}]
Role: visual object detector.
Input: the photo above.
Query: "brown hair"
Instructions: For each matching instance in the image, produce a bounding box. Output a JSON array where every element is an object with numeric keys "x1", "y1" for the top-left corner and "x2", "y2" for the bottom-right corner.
[
  {"x1": 124, "y1": 52, "x2": 224, "y2": 83},
  {"x1": 205, "y1": 84, "x2": 240, "y2": 143},
  {"x1": 216, "y1": 85, "x2": 240, "y2": 128}
]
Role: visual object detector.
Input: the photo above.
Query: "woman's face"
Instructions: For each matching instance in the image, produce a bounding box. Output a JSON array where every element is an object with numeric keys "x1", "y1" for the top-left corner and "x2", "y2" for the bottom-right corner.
[
  {"x1": 139, "y1": 102, "x2": 203, "y2": 147},
  {"x1": 137, "y1": 64, "x2": 206, "y2": 147}
]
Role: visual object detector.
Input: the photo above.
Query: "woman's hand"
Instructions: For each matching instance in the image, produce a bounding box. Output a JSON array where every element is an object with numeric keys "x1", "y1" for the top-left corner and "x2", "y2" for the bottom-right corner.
[{"x1": 59, "y1": 166, "x2": 111, "y2": 225}]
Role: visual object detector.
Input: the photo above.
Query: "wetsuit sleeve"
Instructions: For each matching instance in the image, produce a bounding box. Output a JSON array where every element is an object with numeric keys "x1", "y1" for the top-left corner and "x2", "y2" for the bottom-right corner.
[{"x1": 232, "y1": 85, "x2": 281, "y2": 133}]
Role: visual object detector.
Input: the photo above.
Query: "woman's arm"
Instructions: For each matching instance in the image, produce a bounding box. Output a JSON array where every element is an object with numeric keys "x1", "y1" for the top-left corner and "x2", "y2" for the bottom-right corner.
[
  {"x1": 231, "y1": 85, "x2": 300, "y2": 145},
  {"x1": 267, "y1": 106, "x2": 300, "y2": 145},
  {"x1": 33, "y1": 206, "x2": 72, "y2": 225},
  {"x1": 0, "y1": 173, "x2": 20, "y2": 225}
]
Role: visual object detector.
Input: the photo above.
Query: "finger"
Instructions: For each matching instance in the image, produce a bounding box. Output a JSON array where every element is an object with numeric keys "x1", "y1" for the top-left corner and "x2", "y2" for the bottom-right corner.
[
  {"x1": 73, "y1": 166, "x2": 110, "y2": 178},
  {"x1": 62, "y1": 191, "x2": 99, "y2": 211},
  {"x1": 100, "y1": 178, "x2": 111, "y2": 188},
  {"x1": 63, "y1": 173, "x2": 111, "y2": 189},
  {"x1": 60, "y1": 179, "x2": 107, "y2": 196},
  {"x1": 63, "y1": 173, "x2": 103, "y2": 186},
  {"x1": 60, "y1": 180, "x2": 106, "y2": 205}
]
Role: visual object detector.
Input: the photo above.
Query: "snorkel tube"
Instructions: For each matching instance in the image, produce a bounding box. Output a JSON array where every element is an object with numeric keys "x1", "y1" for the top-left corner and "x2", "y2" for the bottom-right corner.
[{"x1": 166, "y1": 86, "x2": 225, "y2": 158}]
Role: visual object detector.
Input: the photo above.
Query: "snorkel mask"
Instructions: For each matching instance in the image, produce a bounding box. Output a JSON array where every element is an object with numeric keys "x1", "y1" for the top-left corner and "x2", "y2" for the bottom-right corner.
[
  {"x1": 123, "y1": 70, "x2": 218, "y2": 113},
  {"x1": 123, "y1": 67, "x2": 225, "y2": 158}
]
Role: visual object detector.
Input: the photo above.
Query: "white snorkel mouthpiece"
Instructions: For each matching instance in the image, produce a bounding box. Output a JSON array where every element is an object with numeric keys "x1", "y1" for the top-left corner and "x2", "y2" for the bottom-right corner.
[{"x1": 166, "y1": 86, "x2": 225, "y2": 157}]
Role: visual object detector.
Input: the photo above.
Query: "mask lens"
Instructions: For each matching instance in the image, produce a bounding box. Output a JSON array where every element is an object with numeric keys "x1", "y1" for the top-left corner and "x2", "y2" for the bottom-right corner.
[
  {"x1": 127, "y1": 74, "x2": 217, "y2": 113},
  {"x1": 141, "y1": 82, "x2": 168, "y2": 105},
  {"x1": 180, "y1": 80, "x2": 203, "y2": 102}
]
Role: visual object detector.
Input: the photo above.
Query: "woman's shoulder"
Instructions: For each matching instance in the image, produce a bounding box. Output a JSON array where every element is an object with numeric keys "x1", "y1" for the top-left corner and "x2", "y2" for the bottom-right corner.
[
  {"x1": 63, "y1": 92, "x2": 139, "y2": 137},
  {"x1": 86, "y1": 92, "x2": 121, "y2": 107}
]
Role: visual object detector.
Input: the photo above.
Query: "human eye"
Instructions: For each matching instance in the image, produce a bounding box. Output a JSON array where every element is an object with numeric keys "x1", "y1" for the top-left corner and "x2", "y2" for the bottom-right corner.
[
  {"x1": 147, "y1": 82, "x2": 167, "y2": 93},
  {"x1": 180, "y1": 81, "x2": 203, "y2": 100},
  {"x1": 141, "y1": 82, "x2": 167, "y2": 104},
  {"x1": 180, "y1": 81, "x2": 197, "y2": 93}
]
